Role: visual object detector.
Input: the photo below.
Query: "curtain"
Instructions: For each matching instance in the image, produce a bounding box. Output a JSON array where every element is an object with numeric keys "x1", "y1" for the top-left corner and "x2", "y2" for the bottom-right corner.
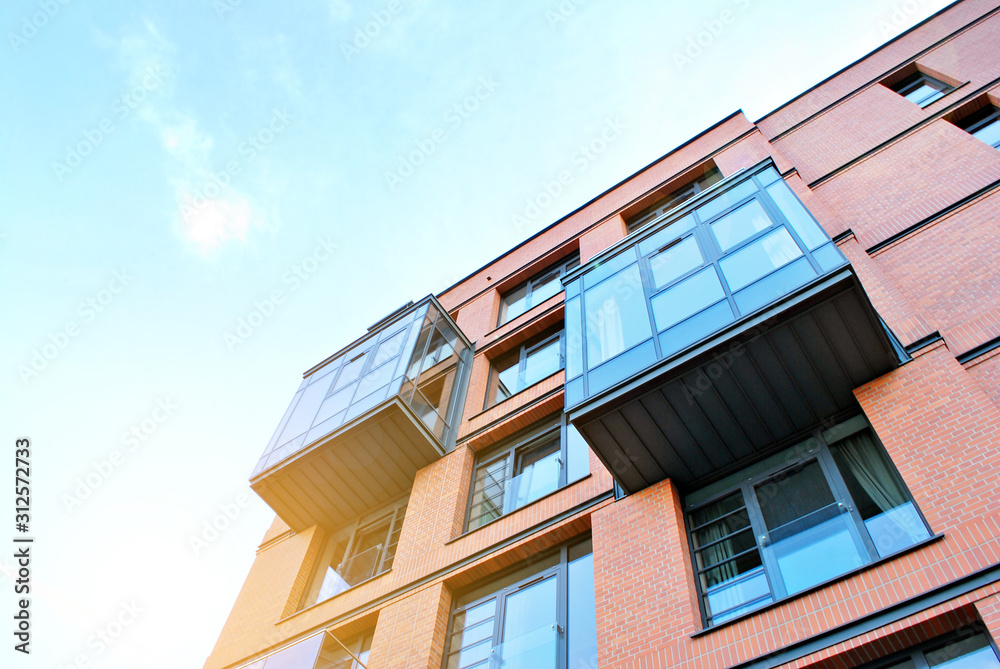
[
  {"x1": 834, "y1": 430, "x2": 907, "y2": 514},
  {"x1": 694, "y1": 500, "x2": 740, "y2": 588}
]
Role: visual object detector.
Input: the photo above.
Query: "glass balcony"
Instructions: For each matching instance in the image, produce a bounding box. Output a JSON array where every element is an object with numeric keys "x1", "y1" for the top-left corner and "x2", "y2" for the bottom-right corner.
[
  {"x1": 490, "y1": 623, "x2": 559, "y2": 669},
  {"x1": 562, "y1": 161, "x2": 906, "y2": 494},
  {"x1": 251, "y1": 296, "x2": 472, "y2": 531}
]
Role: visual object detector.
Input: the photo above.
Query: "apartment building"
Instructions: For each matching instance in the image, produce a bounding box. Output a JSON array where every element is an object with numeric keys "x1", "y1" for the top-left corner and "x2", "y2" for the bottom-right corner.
[{"x1": 203, "y1": 1, "x2": 1000, "y2": 667}]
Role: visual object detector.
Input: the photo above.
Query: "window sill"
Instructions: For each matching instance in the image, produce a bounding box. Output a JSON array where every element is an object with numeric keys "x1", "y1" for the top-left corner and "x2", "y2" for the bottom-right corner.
[
  {"x1": 447, "y1": 473, "x2": 593, "y2": 545},
  {"x1": 689, "y1": 532, "x2": 946, "y2": 638}
]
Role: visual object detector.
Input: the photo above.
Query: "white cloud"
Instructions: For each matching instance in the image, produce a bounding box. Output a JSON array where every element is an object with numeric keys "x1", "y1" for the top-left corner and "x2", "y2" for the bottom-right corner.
[{"x1": 114, "y1": 19, "x2": 264, "y2": 255}]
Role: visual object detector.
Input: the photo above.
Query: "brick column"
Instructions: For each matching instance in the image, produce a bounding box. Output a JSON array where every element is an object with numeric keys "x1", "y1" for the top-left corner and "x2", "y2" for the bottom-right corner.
[{"x1": 367, "y1": 582, "x2": 452, "y2": 669}]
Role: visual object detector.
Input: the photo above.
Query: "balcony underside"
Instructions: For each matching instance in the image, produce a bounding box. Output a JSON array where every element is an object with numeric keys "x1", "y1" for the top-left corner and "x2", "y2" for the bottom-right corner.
[
  {"x1": 250, "y1": 399, "x2": 443, "y2": 532},
  {"x1": 567, "y1": 269, "x2": 904, "y2": 494}
]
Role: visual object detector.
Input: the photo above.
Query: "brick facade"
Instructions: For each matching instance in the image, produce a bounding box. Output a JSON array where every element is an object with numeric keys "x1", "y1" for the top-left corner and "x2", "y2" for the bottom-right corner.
[{"x1": 205, "y1": 2, "x2": 1000, "y2": 667}]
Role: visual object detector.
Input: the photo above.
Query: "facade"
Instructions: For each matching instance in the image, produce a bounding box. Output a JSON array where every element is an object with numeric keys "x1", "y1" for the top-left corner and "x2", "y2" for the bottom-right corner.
[{"x1": 204, "y1": 1, "x2": 1000, "y2": 667}]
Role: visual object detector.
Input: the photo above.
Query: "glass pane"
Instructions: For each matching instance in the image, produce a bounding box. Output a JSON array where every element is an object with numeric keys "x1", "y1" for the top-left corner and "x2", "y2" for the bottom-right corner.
[
  {"x1": 720, "y1": 227, "x2": 803, "y2": 291},
  {"x1": 905, "y1": 83, "x2": 944, "y2": 106},
  {"x1": 584, "y1": 264, "x2": 651, "y2": 368},
  {"x1": 565, "y1": 297, "x2": 583, "y2": 379},
  {"x1": 498, "y1": 576, "x2": 558, "y2": 669},
  {"x1": 510, "y1": 441, "x2": 561, "y2": 510},
  {"x1": 523, "y1": 338, "x2": 562, "y2": 387},
  {"x1": 650, "y1": 266, "x2": 726, "y2": 332},
  {"x1": 732, "y1": 257, "x2": 816, "y2": 315},
  {"x1": 356, "y1": 359, "x2": 397, "y2": 400},
  {"x1": 693, "y1": 511, "x2": 752, "y2": 555},
  {"x1": 972, "y1": 118, "x2": 1000, "y2": 148},
  {"x1": 496, "y1": 356, "x2": 520, "y2": 402},
  {"x1": 691, "y1": 492, "x2": 744, "y2": 529},
  {"x1": 926, "y1": 633, "x2": 1000, "y2": 667},
  {"x1": 649, "y1": 236, "x2": 704, "y2": 289},
  {"x1": 697, "y1": 179, "x2": 757, "y2": 222},
  {"x1": 770, "y1": 512, "x2": 865, "y2": 595},
  {"x1": 637, "y1": 214, "x2": 696, "y2": 256},
  {"x1": 705, "y1": 566, "x2": 772, "y2": 625},
  {"x1": 470, "y1": 457, "x2": 509, "y2": 528},
  {"x1": 765, "y1": 181, "x2": 829, "y2": 250},
  {"x1": 565, "y1": 424, "x2": 590, "y2": 483},
  {"x1": 276, "y1": 379, "x2": 329, "y2": 445},
  {"x1": 710, "y1": 200, "x2": 773, "y2": 252},
  {"x1": 262, "y1": 633, "x2": 324, "y2": 669},
  {"x1": 334, "y1": 351, "x2": 369, "y2": 392},
  {"x1": 501, "y1": 285, "x2": 529, "y2": 324},
  {"x1": 568, "y1": 552, "x2": 598, "y2": 669},
  {"x1": 829, "y1": 430, "x2": 929, "y2": 557},
  {"x1": 372, "y1": 328, "x2": 407, "y2": 367},
  {"x1": 756, "y1": 461, "x2": 834, "y2": 530},
  {"x1": 530, "y1": 271, "x2": 563, "y2": 307}
]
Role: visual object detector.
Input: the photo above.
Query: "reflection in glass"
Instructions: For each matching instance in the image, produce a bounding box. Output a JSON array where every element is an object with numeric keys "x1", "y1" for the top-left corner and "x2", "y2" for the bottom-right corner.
[
  {"x1": 584, "y1": 264, "x2": 651, "y2": 368},
  {"x1": 498, "y1": 577, "x2": 558, "y2": 669},
  {"x1": 710, "y1": 200, "x2": 772, "y2": 252},
  {"x1": 567, "y1": 553, "x2": 598, "y2": 669},
  {"x1": 651, "y1": 266, "x2": 726, "y2": 332},
  {"x1": 720, "y1": 227, "x2": 803, "y2": 291},
  {"x1": 649, "y1": 236, "x2": 703, "y2": 289},
  {"x1": 765, "y1": 181, "x2": 828, "y2": 250},
  {"x1": 926, "y1": 633, "x2": 1000, "y2": 668}
]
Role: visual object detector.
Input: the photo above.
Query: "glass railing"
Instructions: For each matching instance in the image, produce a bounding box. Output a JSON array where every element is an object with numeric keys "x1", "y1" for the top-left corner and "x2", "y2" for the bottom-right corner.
[
  {"x1": 489, "y1": 623, "x2": 559, "y2": 669},
  {"x1": 316, "y1": 545, "x2": 384, "y2": 602},
  {"x1": 562, "y1": 161, "x2": 848, "y2": 408},
  {"x1": 506, "y1": 455, "x2": 562, "y2": 511}
]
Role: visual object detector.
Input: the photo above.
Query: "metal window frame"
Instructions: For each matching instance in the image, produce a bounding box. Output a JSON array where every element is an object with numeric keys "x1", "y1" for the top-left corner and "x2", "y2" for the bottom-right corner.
[
  {"x1": 958, "y1": 105, "x2": 1000, "y2": 148},
  {"x1": 497, "y1": 253, "x2": 581, "y2": 327},
  {"x1": 465, "y1": 418, "x2": 574, "y2": 532},
  {"x1": 337, "y1": 499, "x2": 408, "y2": 586},
  {"x1": 861, "y1": 624, "x2": 1000, "y2": 669},
  {"x1": 572, "y1": 163, "x2": 832, "y2": 401},
  {"x1": 892, "y1": 72, "x2": 953, "y2": 107},
  {"x1": 441, "y1": 539, "x2": 592, "y2": 669},
  {"x1": 685, "y1": 415, "x2": 932, "y2": 629},
  {"x1": 626, "y1": 165, "x2": 724, "y2": 234},
  {"x1": 487, "y1": 328, "x2": 566, "y2": 408}
]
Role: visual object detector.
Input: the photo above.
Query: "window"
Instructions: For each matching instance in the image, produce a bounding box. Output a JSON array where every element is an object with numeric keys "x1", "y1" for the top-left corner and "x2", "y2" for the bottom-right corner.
[
  {"x1": 311, "y1": 501, "x2": 407, "y2": 604},
  {"x1": 443, "y1": 539, "x2": 597, "y2": 669},
  {"x1": 317, "y1": 630, "x2": 373, "y2": 669},
  {"x1": 498, "y1": 253, "x2": 580, "y2": 326},
  {"x1": 487, "y1": 326, "x2": 564, "y2": 407},
  {"x1": 626, "y1": 166, "x2": 723, "y2": 234},
  {"x1": 889, "y1": 72, "x2": 953, "y2": 107},
  {"x1": 467, "y1": 417, "x2": 590, "y2": 531},
  {"x1": 956, "y1": 105, "x2": 1000, "y2": 149},
  {"x1": 864, "y1": 629, "x2": 1000, "y2": 669},
  {"x1": 685, "y1": 416, "x2": 931, "y2": 628},
  {"x1": 563, "y1": 164, "x2": 848, "y2": 408}
]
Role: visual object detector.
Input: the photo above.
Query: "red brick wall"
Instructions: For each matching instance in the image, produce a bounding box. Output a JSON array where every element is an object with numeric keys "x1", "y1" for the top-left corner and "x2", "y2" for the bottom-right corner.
[{"x1": 967, "y1": 348, "x2": 1000, "y2": 408}]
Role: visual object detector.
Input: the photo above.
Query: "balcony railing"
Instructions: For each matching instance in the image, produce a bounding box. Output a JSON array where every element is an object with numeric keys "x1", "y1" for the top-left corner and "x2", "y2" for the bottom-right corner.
[
  {"x1": 562, "y1": 160, "x2": 906, "y2": 494},
  {"x1": 250, "y1": 296, "x2": 472, "y2": 531}
]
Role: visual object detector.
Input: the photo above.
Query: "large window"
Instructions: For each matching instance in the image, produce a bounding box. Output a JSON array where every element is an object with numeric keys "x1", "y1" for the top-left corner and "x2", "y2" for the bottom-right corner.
[
  {"x1": 864, "y1": 629, "x2": 1000, "y2": 669},
  {"x1": 487, "y1": 326, "x2": 564, "y2": 407},
  {"x1": 888, "y1": 72, "x2": 953, "y2": 107},
  {"x1": 685, "y1": 416, "x2": 931, "y2": 628},
  {"x1": 499, "y1": 253, "x2": 580, "y2": 326},
  {"x1": 443, "y1": 539, "x2": 597, "y2": 669},
  {"x1": 626, "y1": 165, "x2": 723, "y2": 234},
  {"x1": 956, "y1": 105, "x2": 1000, "y2": 149},
  {"x1": 467, "y1": 417, "x2": 590, "y2": 531},
  {"x1": 310, "y1": 500, "x2": 407, "y2": 605}
]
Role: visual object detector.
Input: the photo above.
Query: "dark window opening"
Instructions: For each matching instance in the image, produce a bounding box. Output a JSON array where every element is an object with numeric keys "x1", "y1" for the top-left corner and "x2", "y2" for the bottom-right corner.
[
  {"x1": 889, "y1": 72, "x2": 953, "y2": 107},
  {"x1": 498, "y1": 253, "x2": 580, "y2": 326},
  {"x1": 487, "y1": 325, "x2": 564, "y2": 407},
  {"x1": 956, "y1": 105, "x2": 1000, "y2": 149},
  {"x1": 626, "y1": 166, "x2": 723, "y2": 234}
]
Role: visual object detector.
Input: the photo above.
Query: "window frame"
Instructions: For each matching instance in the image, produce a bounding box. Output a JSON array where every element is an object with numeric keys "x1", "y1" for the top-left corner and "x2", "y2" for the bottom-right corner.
[
  {"x1": 486, "y1": 327, "x2": 566, "y2": 409},
  {"x1": 861, "y1": 626, "x2": 1000, "y2": 669},
  {"x1": 626, "y1": 165, "x2": 724, "y2": 234},
  {"x1": 956, "y1": 105, "x2": 1000, "y2": 149},
  {"x1": 890, "y1": 72, "x2": 953, "y2": 107},
  {"x1": 497, "y1": 253, "x2": 580, "y2": 327},
  {"x1": 465, "y1": 416, "x2": 588, "y2": 532},
  {"x1": 684, "y1": 416, "x2": 932, "y2": 629},
  {"x1": 441, "y1": 538, "x2": 594, "y2": 669}
]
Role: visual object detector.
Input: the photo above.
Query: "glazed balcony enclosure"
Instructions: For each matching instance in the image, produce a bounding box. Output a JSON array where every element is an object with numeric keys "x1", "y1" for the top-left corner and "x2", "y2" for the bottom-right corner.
[
  {"x1": 562, "y1": 161, "x2": 906, "y2": 495},
  {"x1": 251, "y1": 297, "x2": 472, "y2": 532}
]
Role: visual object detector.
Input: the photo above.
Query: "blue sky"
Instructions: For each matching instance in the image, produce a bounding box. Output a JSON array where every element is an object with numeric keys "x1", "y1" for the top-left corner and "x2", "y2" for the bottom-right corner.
[{"x1": 0, "y1": 0, "x2": 953, "y2": 667}]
